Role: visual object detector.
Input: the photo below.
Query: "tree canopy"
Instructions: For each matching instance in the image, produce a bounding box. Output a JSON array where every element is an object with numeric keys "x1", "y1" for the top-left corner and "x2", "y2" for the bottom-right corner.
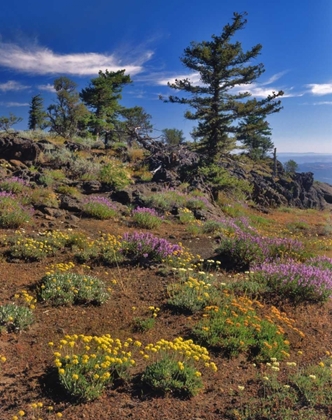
[
  {"x1": 165, "y1": 12, "x2": 283, "y2": 160},
  {"x1": 80, "y1": 69, "x2": 131, "y2": 140},
  {"x1": 28, "y1": 94, "x2": 48, "y2": 131},
  {"x1": 47, "y1": 77, "x2": 89, "y2": 138}
]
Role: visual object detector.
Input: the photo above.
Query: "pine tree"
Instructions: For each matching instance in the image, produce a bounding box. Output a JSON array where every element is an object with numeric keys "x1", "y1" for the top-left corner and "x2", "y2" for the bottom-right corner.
[
  {"x1": 162, "y1": 128, "x2": 185, "y2": 145},
  {"x1": 166, "y1": 12, "x2": 283, "y2": 160},
  {"x1": 0, "y1": 113, "x2": 23, "y2": 132},
  {"x1": 28, "y1": 94, "x2": 47, "y2": 130},
  {"x1": 237, "y1": 115, "x2": 274, "y2": 160},
  {"x1": 80, "y1": 69, "x2": 131, "y2": 141},
  {"x1": 47, "y1": 77, "x2": 89, "y2": 139}
]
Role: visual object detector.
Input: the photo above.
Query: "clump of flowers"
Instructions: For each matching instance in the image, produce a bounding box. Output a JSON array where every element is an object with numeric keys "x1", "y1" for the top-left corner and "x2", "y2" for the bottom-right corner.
[
  {"x1": 0, "y1": 194, "x2": 33, "y2": 228},
  {"x1": 50, "y1": 334, "x2": 137, "y2": 401},
  {"x1": 82, "y1": 196, "x2": 117, "y2": 220},
  {"x1": 193, "y1": 293, "x2": 304, "y2": 361},
  {"x1": 251, "y1": 260, "x2": 332, "y2": 302},
  {"x1": 7, "y1": 229, "x2": 73, "y2": 261},
  {"x1": 0, "y1": 303, "x2": 33, "y2": 332},
  {"x1": 14, "y1": 289, "x2": 37, "y2": 310},
  {"x1": 73, "y1": 233, "x2": 123, "y2": 265},
  {"x1": 37, "y1": 269, "x2": 110, "y2": 306},
  {"x1": 132, "y1": 305, "x2": 160, "y2": 332},
  {"x1": 216, "y1": 229, "x2": 309, "y2": 270},
  {"x1": 121, "y1": 232, "x2": 182, "y2": 263},
  {"x1": 0, "y1": 176, "x2": 29, "y2": 194},
  {"x1": 141, "y1": 337, "x2": 217, "y2": 397},
  {"x1": 132, "y1": 207, "x2": 163, "y2": 229},
  {"x1": 168, "y1": 270, "x2": 220, "y2": 313}
]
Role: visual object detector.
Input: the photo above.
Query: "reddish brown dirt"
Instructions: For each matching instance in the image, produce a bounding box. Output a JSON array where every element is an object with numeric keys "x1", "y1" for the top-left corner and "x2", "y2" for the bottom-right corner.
[{"x1": 0, "y1": 215, "x2": 331, "y2": 420}]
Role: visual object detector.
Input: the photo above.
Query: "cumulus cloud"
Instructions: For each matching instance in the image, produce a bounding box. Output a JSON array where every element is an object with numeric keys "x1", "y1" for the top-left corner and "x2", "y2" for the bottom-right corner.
[
  {"x1": 307, "y1": 83, "x2": 332, "y2": 96},
  {"x1": 0, "y1": 80, "x2": 30, "y2": 91},
  {"x1": 0, "y1": 101, "x2": 29, "y2": 107},
  {"x1": 0, "y1": 41, "x2": 153, "y2": 76},
  {"x1": 37, "y1": 83, "x2": 56, "y2": 92}
]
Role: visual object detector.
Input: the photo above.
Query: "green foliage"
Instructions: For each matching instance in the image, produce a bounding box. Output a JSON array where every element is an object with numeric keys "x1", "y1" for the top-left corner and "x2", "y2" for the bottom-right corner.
[
  {"x1": 132, "y1": 208, "x2": 163, "y2": 229},
  {"x1": 28, "y1": 94, "x2": 48, "y2": 130},
  {"x1": 142, "y1": 356, "x2": 203, "y2": 397},
  {"x1": 165, "y1": 12, "x2": 283, "y2": 158},
  {"x1": 52, "y1": 334, "x2": 135, "y2": 401},
  {"x1": 237, "y1": 115, "x2": 274, "y2": 160},
  {"x1": 0, "y1": 113, "x2": 23, "y2": 132},
  {"x1": 162, "y1": 128, "x2": 185, "y2": 145},
  {"x1": 98, "y1": 160, "x2": 131, "y2": 190},
  {"x1": 47, "y1": 76, "x2": 89, "y2": 138},
  {"x1": 284, "y1": 159, "x2": 298, "y2": 174},
  {"x1": 38, "y1": 272, "x2": 110, "y2": 306},
  {"x1": 0, "y1": 196, "x2": 32, "y2": 228},
  {"x1": 167, "y1": 271, "x2": 219, "y2": 313},
  {"x1": 198, "y1": 164, "x2": 252, "y2": 200},
  {"x1": 0, "y1": 303, "x2": 33, "y2": 332},
  {"x1": 193, "y1": 295, "x2": 291, "y2": 362},
  {"x1": 82, "y1": 198, "x2": 117, "y2": 220},
  {"x1": 73, "y1": 233, "x2": 123, "y2": 265},
  {"x1": 80, "y1": 69, "x2": 131, "y2": 140}
]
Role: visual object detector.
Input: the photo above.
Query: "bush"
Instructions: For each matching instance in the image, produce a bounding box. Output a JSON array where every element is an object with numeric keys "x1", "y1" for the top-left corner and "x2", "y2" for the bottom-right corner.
[
  {"x1": 0, "y1": 303, "x2": 33, "y2": 332},
  {"x1": 121, "y1": 232, "x2": 182, "y2": 263},
  {"x1": 0, "y1": 177, "x2": 29, "y2": 194},
  {"x1": 251, "y1": 260, "x2": 332, "y2": 302},
  {"x1": 82, "y1": 196, "x2": 117, "y2": 219},
  {"x1": 193, "y1": 295, "x2": 298, "y2": 361},
  {"x1": 51, "y1": 334, "x2": 136, "y2": 401},
  {"x1": 98, "y1": 160, "x2": 131, "y2": 190},
  {"x1": 141, "y1": 337, "x2": 216, "y2": 397},
  {"x1": 0, "y1": 193, "x2": 33, "y2": 228},
  {"x1": 38, "y1": 272, "x2": 110, "y2": 306},
  {"x1": 132, "y1": 207, "x2": 163, "y2": 229}
]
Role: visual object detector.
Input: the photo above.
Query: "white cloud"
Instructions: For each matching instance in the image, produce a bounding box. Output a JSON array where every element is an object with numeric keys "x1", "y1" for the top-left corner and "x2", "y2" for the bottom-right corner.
[
  {"x1": 313, "y1": 101, "x2": 332, "y2": 105},
  {"x1": 0, "y1": 101, "x2": 29, "y2": 107},
  {"x1": 37, "y1": 83, "x2": 55, "y2": 92},
  {"x1": 0, "y1": 80, "x2": 29, "y2": 91},
  {"x1": 156, "y1": 72, "x2": 201, "y2": 86},
  {"x1": 307, "y1": 83, "x2": 332, "y2": 96},
  {"x1": 0, "y1": 41, "x2": 153, "y2": 76}
]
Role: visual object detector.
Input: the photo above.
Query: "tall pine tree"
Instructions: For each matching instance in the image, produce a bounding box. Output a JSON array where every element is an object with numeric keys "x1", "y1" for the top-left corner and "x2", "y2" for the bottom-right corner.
[
  {"x1": 166, "y1": 12, "x2": 283, "y2": 160},
  {"x1": 80, "y1": 70, "x2": 131, "y2": 141},
  {"x1": 28, "y1": 94, "x2": 47, "y2": 130}
]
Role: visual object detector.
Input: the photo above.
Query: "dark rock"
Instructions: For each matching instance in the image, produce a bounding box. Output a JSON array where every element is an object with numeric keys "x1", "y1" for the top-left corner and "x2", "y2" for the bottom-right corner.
[
  {"x1": 59, "y1": 195, "x2": 82, "y2": 212},
  {"x1": 0, "y1": 134, "x2": 41, "y2": 162},
  {"x1": 82, "y1": 181, "x2": 102, "y2": 193}
]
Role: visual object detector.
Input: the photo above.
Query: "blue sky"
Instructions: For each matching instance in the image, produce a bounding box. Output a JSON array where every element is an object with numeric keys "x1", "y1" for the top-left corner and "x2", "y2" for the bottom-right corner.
[{"x1": 0, "y1": 0, "x2": 331, "y2": 153}]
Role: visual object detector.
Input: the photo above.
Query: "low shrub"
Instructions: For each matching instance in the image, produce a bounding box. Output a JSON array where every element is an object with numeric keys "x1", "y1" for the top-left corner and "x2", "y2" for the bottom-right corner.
[
  {"x1": 82, "y1": 196, "x2": 117, "y2": 219},
  {"x1": 193, "y1": 294, "x2": 304, "y2": 361},
  {"x1": 51, "y1": 334, "x2": 137, "y2": 401},
  {"x1": 0, "y1": 176, "x2": 29, "y2": 194},
  {"x1": 251, "y1": 260, "x2": 332, "y2": 302},
  {"x1": 121, "y1": 232, "x2": 182, "y2": 263},
  {"x1": 38, "y1": 272, "x2": 110, "y2": 306},
  {"x1": 141, "y1": 337, "x2": 217, "y2": 397},
  {"x1": 132, "y1": 207, "x2": 163, "y2": 229},
  {"x1": 98, "y1": 160, "x2": 131, "y2": 190},
  {"x1": 0, "y1": 193, "x2": 33, "y2": 228},
  {"x1": 0, "y1": 303, "x2": 33, "y2": 332}
]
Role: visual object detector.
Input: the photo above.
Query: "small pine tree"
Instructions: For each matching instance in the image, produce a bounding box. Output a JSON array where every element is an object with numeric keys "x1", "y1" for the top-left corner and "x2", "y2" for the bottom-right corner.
[
  {"x1": 28, "y1": 94, "x2": 48, "y2": 130},
  {"x1": 0, "y1": 113, "x2": 23, "y2": 132}
]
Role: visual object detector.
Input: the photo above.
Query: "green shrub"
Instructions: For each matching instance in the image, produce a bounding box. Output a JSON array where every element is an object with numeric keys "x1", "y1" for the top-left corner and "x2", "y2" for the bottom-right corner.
[
  {"x1": 37, "y1": 272, "x2": 110, "y2": 306},
  {"x1": 0, "y1": 194, "x2": 33, "y2": 228},
  {"x1": 82, "y1": 196, "x2": 117, "y2": 220},
  {"x1": 142, "y1": 356, "x2": 203, "y2": 397},
  {"x1": 132, "y1": 207, "x2": 163, "y2": 229},
  {"x1": 98, "y1": 160, "x2": 131, "y2": 190},
  {"x1": 0, "y1": 303, "x2": 33, "y2": 332}
]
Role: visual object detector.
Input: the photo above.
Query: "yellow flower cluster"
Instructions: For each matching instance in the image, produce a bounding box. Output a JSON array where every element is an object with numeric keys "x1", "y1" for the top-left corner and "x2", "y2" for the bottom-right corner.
[
  {"x1": 143, "y1": 337, "x2": 217, "y2": 373},
  {"x1": 46, "y1": 261, "x2": 75, "y2": 274},
  {"x1": 14, "y1": 289, "x2": 37, "y2": 310},
  {"x1": 52, "y1": 333, "x2": 136, "y2": 380}
]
